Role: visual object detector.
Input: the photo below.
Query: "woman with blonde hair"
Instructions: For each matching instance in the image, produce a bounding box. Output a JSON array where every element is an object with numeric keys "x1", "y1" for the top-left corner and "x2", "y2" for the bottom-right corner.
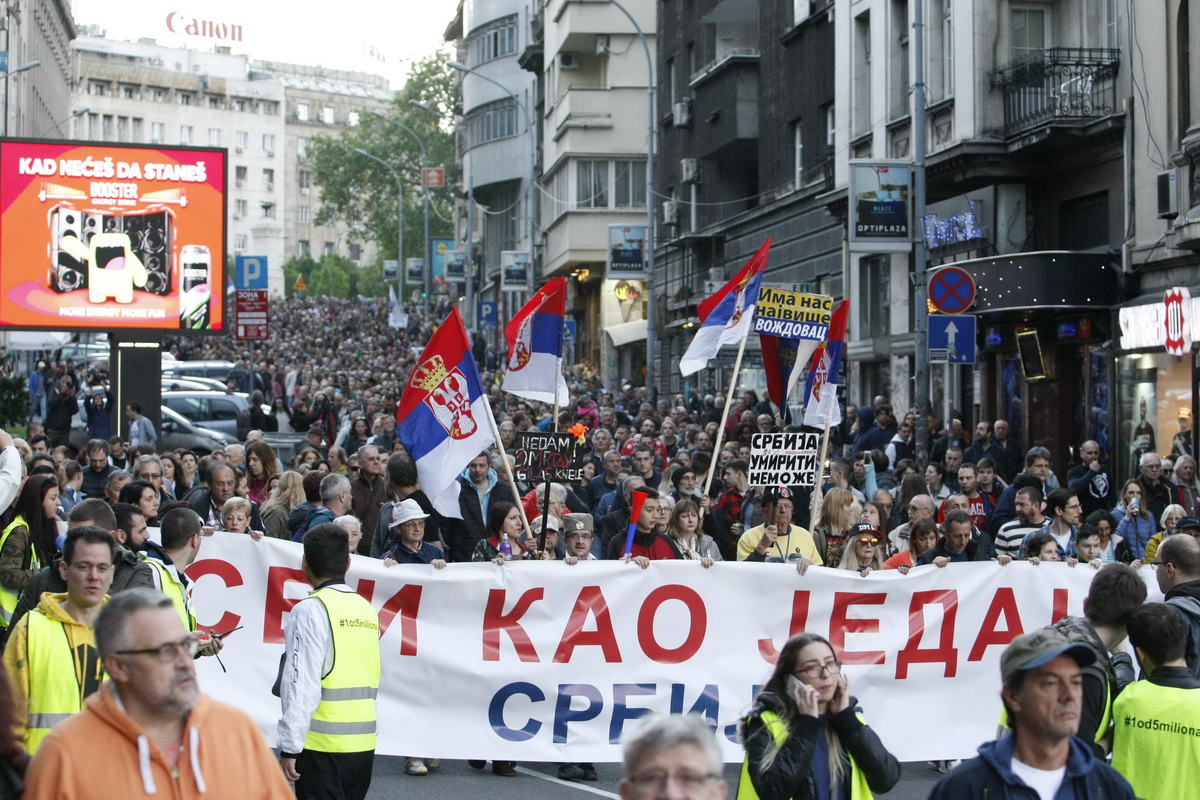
[
  {"x1": 836, "y1": 524, "x2": 887, "y2": 576},
  {"x1": 810, "y1": 488, "x2": 856, "y2": 566},
  {"x1": 1144, "y1": 502, "x2": 1185, "y2": 563},
  {"x1": 260, "y1": 470, "x2": 307, "y2": 540},
  {"x1": 737, "y1": 632, "x2": 899, "y2": 800}
]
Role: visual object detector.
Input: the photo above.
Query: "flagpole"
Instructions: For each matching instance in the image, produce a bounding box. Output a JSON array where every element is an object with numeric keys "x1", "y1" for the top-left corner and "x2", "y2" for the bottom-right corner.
[
  {"x1": 702, "y1": 326, "x2": 751, "y2": 500},
  {"x1": 480, "y1": 390, "x2": 534, "y2": 538},
  {"x1": 538, "y1": 357, "x2": 564, "y2": 554},
  {"x1": 810, "y1": 421, "x2": 831, "y2": 528}
]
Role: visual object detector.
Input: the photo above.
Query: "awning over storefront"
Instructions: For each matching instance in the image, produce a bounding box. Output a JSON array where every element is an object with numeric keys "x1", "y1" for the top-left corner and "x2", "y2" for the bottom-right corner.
[
  {"x1": 605, "y1": 319, "x2": 648, "y2": 347},
  {"x1": 940, "y1": 251, "x2": 1121, "y2": 317}
]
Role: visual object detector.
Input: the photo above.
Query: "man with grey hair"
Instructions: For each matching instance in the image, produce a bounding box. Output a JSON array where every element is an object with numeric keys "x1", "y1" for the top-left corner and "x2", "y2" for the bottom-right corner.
[
  {"x1": 24, "y1": 588, "x2": 291, "y2": 798},
  {"x1": 333, "y1": 515, "x2": 362, "y2": 554},
  {"x1": 291, "y1": 474, "x2": 352, "y2": 543},
  {"x1": 1136, "y1": 450, "x2": 1176, "y2": 524},
  {"x1": 104, "y1": 469, "x2": 132, "y2": 505},
  {"x1": 619, "y1": 715, "x2": 727, "y2": 800},
  {"x1": 888, "y1": 493, "x2": 935, "y2": 553},
  {"x1": 224, "y1": 443, "x2": 246, "y2": 471},
  {"x1": 350, "y1": 444, "x2": 386, "y2": 555},
  {"x1": 132, "y1": 454, "x2": 170, "y2": 502}
]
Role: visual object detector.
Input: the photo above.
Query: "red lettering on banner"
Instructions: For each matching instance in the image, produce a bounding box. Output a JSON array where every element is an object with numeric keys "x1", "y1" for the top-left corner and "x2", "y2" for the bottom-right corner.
[
  {"x1": 263, "y1": 566, "x2": 309, "y2": 644},
  {"x1": 554, "y1": 585, "x2": 621, "y2": 663},
  {"x1": 483, "y1": 588, "x2": 545, "y2": 662},
  {"x1": 366, "y1": 582, "x2": 424, "y2": 657},
  {"x1": 829, "y1": 592, "x2": 886, "y2": 665},
  {"x1": 1051, "y1": 588, "x2": 1069, "y2": 623},
  {"x1": 968, "y1": 588, "x2": 1024, "y2": 661},
  {"x1": 757, "y1": 591, "x2": 811, "y2": 664},
  {"x1": 896, "y1": 590, "x2": 960, "y2": 678},
  {"x1": 186, "y1": 558, "x2": 244, "y2": 634},
  {"x1": 637, "y1": 585, "x2": 707, "y2": 664}
]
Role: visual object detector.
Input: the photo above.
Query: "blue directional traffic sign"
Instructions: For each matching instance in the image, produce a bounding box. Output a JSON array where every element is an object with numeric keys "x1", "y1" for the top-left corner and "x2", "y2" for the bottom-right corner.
[
  {"x1": 928, "y1": 314, "x2": 976, "y2": 364},
  {"x1": 562, "y1": 319, "x2": 577, "y2": 344}
]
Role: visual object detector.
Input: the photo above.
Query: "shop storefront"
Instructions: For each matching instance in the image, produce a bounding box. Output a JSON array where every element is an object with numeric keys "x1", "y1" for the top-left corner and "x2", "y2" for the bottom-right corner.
[{"x1": 1114, "y1": 288, "x2": 1200, "y2": 481}]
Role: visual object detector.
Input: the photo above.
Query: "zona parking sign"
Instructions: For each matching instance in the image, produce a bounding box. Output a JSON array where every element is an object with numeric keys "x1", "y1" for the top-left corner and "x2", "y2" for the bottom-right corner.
[{"x1": 928, "y1": 266, "x2": 975, "y2": 314}]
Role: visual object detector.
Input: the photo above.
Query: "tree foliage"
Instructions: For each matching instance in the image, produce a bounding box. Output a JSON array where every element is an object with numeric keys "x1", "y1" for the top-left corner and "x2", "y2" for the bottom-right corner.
[{"x1": 307, "y1": 52, "x2": 457, "y2": 266}]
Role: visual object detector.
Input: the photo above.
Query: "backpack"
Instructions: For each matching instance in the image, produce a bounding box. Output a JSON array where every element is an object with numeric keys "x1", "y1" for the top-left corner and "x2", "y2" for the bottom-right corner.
[{"x1": 291, "y1": 506, "x2": 337, "y2": 542}]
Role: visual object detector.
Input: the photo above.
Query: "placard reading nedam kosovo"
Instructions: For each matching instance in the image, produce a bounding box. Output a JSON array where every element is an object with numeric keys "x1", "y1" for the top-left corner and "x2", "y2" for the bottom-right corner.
[
  {"x1": 752, "y1": 289, "x2": 833, "y2": 339},
  {"x1": 750, "y1": 432, "x2": 820, "y2": 486}
]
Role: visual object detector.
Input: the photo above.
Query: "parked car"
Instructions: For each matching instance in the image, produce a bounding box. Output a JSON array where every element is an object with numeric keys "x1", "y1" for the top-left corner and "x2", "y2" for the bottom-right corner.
[
  {"x1": 68, "y1": 405, "x2": 236, "y2": 455},
  {"x1": 161, "y1": 376, "x2": 241, "y2": 394},
  {"x1": 162, "y1": 360, "x2": 236, "y2": 382},
  {"x1": 161, "y1": 390, "x2": 252, "y2": 438}
]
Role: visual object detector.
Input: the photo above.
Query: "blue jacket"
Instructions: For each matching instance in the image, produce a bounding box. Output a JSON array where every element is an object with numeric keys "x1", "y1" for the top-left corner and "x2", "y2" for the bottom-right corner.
[{"x1": 929, "y1": 734, "x2": 1134, "y2": 800}]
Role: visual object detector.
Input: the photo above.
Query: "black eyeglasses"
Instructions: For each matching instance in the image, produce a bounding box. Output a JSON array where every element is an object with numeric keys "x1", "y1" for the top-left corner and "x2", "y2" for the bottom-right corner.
[
  {"x1": 795, "y1": 660, "x2": 841, "y2": 680},
  {"x1": 115, "y1": 637, "x2": 199, "y2": 661}
]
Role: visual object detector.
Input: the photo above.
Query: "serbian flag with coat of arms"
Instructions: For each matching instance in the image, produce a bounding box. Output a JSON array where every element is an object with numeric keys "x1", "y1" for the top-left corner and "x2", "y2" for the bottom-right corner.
[
  {"x1": 802, "y1": 300, "x2": 850, "y2": 427},
  {"x1": 396, "y1": 306, "x2": 496, "y2": 518},
  {"x1": 503, "y1": 276, "x2": 569, "y2": 404},
  {"x1": 678, "y1": 239, "x2": 770, "y2": 376}
]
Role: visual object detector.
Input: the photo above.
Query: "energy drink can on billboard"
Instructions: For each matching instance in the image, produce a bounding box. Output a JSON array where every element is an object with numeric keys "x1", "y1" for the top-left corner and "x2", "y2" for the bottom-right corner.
[{"x1": 180, "y1": 244, "x2": 211, "y2": 329}]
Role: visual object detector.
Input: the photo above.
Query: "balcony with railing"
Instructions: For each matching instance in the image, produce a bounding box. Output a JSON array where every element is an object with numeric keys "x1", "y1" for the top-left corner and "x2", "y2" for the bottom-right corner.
[{"x1": 991, "y1": 48, "x2": 1120, "y2": 137}]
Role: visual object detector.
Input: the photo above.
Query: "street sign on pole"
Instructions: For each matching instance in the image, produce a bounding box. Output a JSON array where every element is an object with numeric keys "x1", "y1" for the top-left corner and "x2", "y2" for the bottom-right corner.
[
  {"x1": 928, "y1": 314, "x2": 976, "y2": 364},
  {"x1": 235, "y1": 290, "x2": 269, "y2": 341},
  {"x1": 235, "y1": 255, "x2": 268, "y2": 290},
  {"x1": 928, "y1": 266, "x2": 976, "y2": 314},
  {"x1": 563, "y1": 319, "x2": 576, "y2": 345},
  {"x1": 421, "y1": 167, "x2": 445, "y2": 187}
]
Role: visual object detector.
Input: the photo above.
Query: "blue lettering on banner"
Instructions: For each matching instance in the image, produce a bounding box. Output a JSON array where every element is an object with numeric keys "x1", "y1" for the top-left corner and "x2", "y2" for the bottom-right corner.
[{"x1": 490, "y1": 682, "x2": 544, "y2": 741}]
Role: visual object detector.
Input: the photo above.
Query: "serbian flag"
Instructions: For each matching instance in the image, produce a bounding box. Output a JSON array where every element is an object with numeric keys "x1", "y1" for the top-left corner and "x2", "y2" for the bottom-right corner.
[
  {"x1": 678, "y1": 240, "x2": 770, "y2": 376},
  {"x1": 396, "y1": 306, "x2": 496, "y2": 518},
  {"x1": 802, "y1": 300, "x2": 850, "y2": 427},
  {"x1": 623, "y1": 488, "x2": 652, "y2": 557},
  {"x1": 760, "y1": 336, "x2": 822, "y2": 421},
  {"x1": 503, "y1": 277, "x2": 569, "y2": 404}
]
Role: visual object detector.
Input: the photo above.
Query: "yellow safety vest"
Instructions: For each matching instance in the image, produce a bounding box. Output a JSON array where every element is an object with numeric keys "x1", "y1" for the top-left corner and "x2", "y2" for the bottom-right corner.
[
  {"x1": 143, "y1": 557, "x2": 196, "y2": 631},
  {"x1": 737, "y1": 709, "x2": 875, "y2": 800},
  {"x1": 24, "y1": 609, "x2": 100, "y2": 753},
  {"x1": 0, "y1": 515, "x2": 38, "y2": 629},
  {"x1": 1112, "y1": 680, "x2": 1200, "y2": 799},
  {"x1": 304, "y1": 586, "x2": 381, "y2": 753}
]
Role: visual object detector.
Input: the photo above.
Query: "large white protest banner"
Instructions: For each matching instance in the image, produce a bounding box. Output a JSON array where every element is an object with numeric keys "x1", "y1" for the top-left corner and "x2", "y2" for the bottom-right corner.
[{"x1": 187, "y1": 534, "x2": 1157, "y2": 762}]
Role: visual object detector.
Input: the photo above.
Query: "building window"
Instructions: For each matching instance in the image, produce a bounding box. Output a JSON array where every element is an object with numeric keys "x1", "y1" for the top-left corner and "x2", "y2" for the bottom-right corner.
[
  {"x1": 234, "y1": 234, "x2": 247, "y2": 251},
  {"x1": 349, "y1": 243, "x2": 362, "y2": 262},
  {"x1": 461, "y1": 98, "x2": 518, "y2": 149},
  {"x1": 150, "y1": 122, "x2": 165, "y2": 143},
  {"x1": 941, "y1": 0, "x2": 954, "y2": 99},
  {"x1": 208, "y1": 95, "x2": 223, "y2": 109},
  {"x1": 179, "y1": 125, "x2": 193, "y2": 144},
  {"x1": 1060, "y1": 192, "x2": 1109, "y2": 250},
  {"x1": 150, "y1": 87, "x2": 167, "y2": 103},
  {"x1": 262, "y1": 101, "x2": 279, "y2": 115},
  {"x1": 88, "y1": 80, "x2": 110, "y2": 97},
  {"x1": 1011, "y1": 7, "x2": 1048, "y2": 59},
  {"x1": 236, "y1": 130, "x2": 249, "y2": 151},
  {"x1": 297, "y1": 137, "x2": 309, "y2": 159},
  {"x1": 234, "y1": 199, "x2": 248, "y2": 217},
  {"x1": 792, "y1": 120, "x2": 804, "y2": 187},
  {"x1": 468, "y1": 15, "x2": 518, "y2": 66},
  {"x1": 296, "y1": 102, "x2": 309, "y2": 121},
  {"x1": 861, "y1": 255, "x2": 890, "y2": 338},
  {"x1": 322, "y1": 107, "x2": 335, "y2": 124},
  {"x1": 853, "y1": 12, "x2": 872, "y2": 137},
  {"x1": 576, "y1": 160, "x2": 608, "y2": 208},
  {"x1": 234, "y1": 97, "x2": 247, "y2": 112},
  {"x1": 298, "y1": 205, "x2": 311, "y2": 224},
  {"x1": 324, "y1": 242, "x2": 335, "y2": 256},
  {"x1": 263, "y1": 134, "x2": 276, "y2": 153},
  {"x1": 347, "y1": 111, "x2": 360, "y2": 127},
  {"x1": 208, "y1": 128, "x2": 221, "y2": 146},
  {"x1": 121, "y1": 84, "x2": 140, "y2": 100},
  {"x1": 235, "y1": 165, "x2": 247, "y2": 184},
  {"x1": 794, "y1": 0, "x2": 812, "y2": 26},
  {"x1": 298, "y1": 240, "x2": 310, "y2": 257},
  {"x1": 299, "y1": 170, "x2": 312, "y2": 190},
  {"x1": 824, "y1": 103, "x2": 836, "y2": 146},
  {"x1": 131, "y1": 118, "x2": 143, "y2": 141},
  {"x1": 890, "y1": 0, "x2": 909, "y2": 117},
  {"x1": 614, "y1": 160, "x2": 646, "y2": 208},
  {"x1": 178, "y1": 92, "x2": 194, "y2": 106},
  {"x1": 263, "y1": 168, "x2": 275, "y2": 189}
]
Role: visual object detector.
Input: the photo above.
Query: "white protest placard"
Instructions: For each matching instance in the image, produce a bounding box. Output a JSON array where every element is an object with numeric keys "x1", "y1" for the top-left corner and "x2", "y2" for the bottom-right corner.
[
  {"x1": 186, "y1": 534, "x2": 1158, "y2": 763},
  {"x1": 750, "y1": 432, "x2": 821, "y2": 486}
]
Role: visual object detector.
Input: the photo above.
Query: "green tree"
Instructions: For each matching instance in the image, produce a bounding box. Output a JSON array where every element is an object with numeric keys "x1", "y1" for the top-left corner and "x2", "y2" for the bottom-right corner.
[{"x1": 307, "y1": 52, "x2": 457, "y2": 266}]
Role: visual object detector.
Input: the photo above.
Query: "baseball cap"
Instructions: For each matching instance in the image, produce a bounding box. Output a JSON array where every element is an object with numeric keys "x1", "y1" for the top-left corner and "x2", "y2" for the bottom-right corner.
[
  {"x1": 390, "y1": 498, "x2": 429, "y2": 527},
  {"x1": 850, "y1": 522, "x2": 882, "y2": 539},
  {"x1": 761, "y1": 487, "x2": 796, "y2": 505},
  {"x1": 562, "y1": 513, "x2": 594, "y2": 534},
  {"x1": 1000, "y1": 629, "x2": 1096, "y2": 684},
  {"x1": 1177, "y1": 516, "x2": 1200, "y2": 532}
]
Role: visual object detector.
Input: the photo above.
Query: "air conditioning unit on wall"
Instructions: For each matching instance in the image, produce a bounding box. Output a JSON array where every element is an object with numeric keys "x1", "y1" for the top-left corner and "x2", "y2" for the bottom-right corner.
[
  {"x1": 662, "y1": 200, "x2": 679, "y2": 225},
  {"x1": 681, "y1": 158, "x2": 699, "y2": 183},
  {"x1": 673, "y1": 100, "x2": 692, "y2": 128},
  {"x1": 559, "y1": 52, "x2": 581, "y2": 70},
  {"x1": 1158, "y1": 169, "x2": 1179, "y2": 219}
]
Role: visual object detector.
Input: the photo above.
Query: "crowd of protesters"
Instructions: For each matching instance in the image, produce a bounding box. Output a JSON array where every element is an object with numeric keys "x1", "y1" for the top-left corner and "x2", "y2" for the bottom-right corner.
[{"x1": 4, "y1": 293, "x2": 1200, "y2": 797}]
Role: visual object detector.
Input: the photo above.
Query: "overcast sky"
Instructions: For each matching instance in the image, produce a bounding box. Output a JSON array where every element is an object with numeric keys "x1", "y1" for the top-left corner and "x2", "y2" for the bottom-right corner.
[{"x1": 71, "y1": 0, "x2": 458, "y2": 89}]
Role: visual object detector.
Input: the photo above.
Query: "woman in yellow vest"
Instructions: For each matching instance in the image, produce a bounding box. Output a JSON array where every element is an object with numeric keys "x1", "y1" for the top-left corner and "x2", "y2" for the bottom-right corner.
[
  {"x1": 738, "y1": 633, "x2": 899, "y2": 800},
  {"x1": 0, "y1": 475, "x2": 61, "y2": 634}
]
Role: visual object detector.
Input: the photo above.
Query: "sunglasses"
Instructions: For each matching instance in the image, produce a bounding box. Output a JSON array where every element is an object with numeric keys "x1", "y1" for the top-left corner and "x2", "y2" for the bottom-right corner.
[{"x1": 857, "y1": 537, "x2": 879, "y2": 545}]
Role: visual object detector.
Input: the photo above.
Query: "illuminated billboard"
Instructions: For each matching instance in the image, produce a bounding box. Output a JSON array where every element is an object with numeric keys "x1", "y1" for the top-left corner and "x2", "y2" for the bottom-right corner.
[{"x1": 0, "y1": 139, "x2": 227, "y2": 332}]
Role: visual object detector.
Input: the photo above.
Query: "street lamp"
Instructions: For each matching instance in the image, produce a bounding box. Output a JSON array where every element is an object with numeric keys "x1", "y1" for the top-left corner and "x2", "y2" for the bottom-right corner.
[
  {"x1": 37, "y1": 106, "x2": 89, "y2": 138},
  {"x1": 371, "y1": 110, "x2": 431, "y2": 315},
  {"x1": 601, "y1": 0, "x2": 657, "y2": 401},
  {"x1": 3, "y1": 59, "x2": 41, "y2": 137},
  {"x1": 411, "y1": 99, "x2": 477, "y2": 331},
  {"x1": 354, "y1": 148, "x2": 404, "y2": 309},
  {"x1": 446, "y1": 60, "x2": 538, "y2": 293}
]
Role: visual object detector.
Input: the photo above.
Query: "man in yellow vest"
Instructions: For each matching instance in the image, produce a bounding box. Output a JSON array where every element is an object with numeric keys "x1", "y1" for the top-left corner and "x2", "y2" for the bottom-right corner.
[
  {"x1": 2, "y1": 526, "x2": 116, "y2": 753},
  {"x1": 1112, "y1": 602, "x2": 1200, "y2": 799},
  {"x1": 278, "y1": 523, "x2": 380, "y2": 800},
  {"x1": 142, "y1": 508, "x2": 222, "y2": 659}
]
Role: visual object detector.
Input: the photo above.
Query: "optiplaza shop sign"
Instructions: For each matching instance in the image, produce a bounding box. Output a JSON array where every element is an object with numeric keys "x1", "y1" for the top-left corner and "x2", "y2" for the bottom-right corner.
[{"x1": 1119, "y1": 287, "x2": 1197, "y2": 355}]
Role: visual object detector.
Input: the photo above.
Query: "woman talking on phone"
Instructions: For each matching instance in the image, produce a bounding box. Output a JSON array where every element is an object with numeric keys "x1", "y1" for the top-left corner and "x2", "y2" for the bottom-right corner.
[{"x1": 738, "y1": 633, "x2": 899, "y2": 800}]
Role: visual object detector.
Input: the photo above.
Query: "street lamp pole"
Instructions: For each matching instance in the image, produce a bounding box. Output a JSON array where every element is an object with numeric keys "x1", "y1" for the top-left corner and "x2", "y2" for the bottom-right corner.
[
  {"x1": 603, "y1": 0, "x2": 656, "y2": 400},
  {"x1": 355, "y1": 148, "x2": 403, "y2": 308},
  {"x1": 3, "y1": 60, "x2": 41, "y2": 137},
  {"x1": 371, "y1": 111, "x2": 431, "y2": 315},
  {"x1": 447, "y1": 60, "x2": 537, "y2": 300},
  {"x1": 36, "y1": 106, "x2": 89, "y2": 138}
]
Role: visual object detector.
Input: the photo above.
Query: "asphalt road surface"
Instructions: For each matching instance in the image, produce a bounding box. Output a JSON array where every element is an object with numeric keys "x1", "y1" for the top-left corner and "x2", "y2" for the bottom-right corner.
[{"x1": 364, "y1": 757, "x2": 947, "y2": 799}]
